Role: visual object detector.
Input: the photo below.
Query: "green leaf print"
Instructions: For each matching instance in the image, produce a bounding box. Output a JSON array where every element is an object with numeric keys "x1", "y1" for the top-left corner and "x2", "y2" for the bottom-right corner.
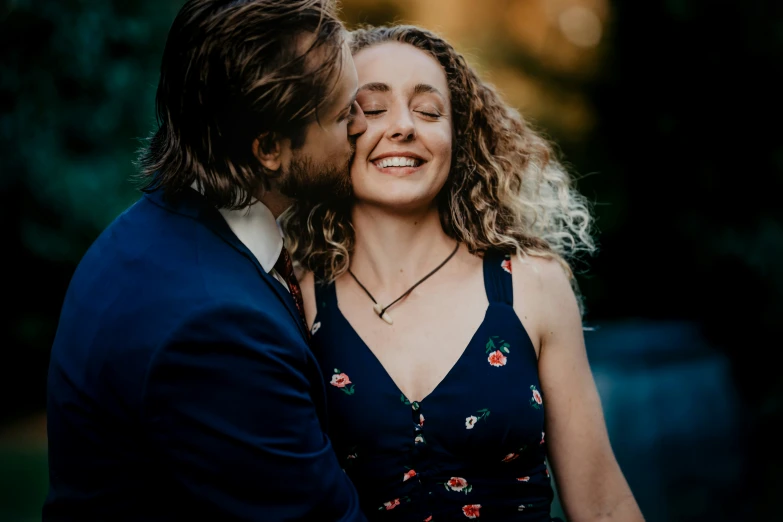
[
  {"x1": 465, "y1": 409, "x2": 491, "y2": 429},
  {"x1": 487, "y1": 336, "x2": 511, "y2": 354}
]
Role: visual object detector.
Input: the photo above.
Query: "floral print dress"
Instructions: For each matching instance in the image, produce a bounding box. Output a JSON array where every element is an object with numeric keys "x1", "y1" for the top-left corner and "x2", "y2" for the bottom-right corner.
[{"x1": 311, "y1": 251, "x2": 561, "y2": 521}]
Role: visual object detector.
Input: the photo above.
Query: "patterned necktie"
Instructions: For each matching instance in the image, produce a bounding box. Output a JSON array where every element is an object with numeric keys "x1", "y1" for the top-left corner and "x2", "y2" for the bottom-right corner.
[{"x1": 273, "y1": 246, "x2": 310, "y2": 339}]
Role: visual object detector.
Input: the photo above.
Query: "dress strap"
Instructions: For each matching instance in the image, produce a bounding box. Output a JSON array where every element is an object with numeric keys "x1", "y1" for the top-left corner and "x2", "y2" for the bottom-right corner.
[
  {"x1": 313, "y1": 273, "x2": 338, "y2": 318},
  {"x1": 482, "y1": 250, "x2": 514, "y2": 306}
]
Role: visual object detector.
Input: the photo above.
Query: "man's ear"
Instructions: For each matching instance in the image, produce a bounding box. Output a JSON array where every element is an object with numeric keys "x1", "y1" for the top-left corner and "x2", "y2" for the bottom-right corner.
[{"x1": 253, "y1": 132, "x2": 282, "y2": 171}]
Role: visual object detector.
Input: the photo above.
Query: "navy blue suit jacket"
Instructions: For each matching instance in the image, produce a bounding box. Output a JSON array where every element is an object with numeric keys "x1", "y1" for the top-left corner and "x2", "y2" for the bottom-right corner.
[{"x1": 44, "y1": 188, "x2": 365, "y2": 521}]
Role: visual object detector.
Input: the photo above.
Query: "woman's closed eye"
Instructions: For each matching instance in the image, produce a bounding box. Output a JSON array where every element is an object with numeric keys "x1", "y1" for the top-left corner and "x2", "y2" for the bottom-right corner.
[
  {"x1": 362, "y1": 109, "x2": 441, "y2": 119},
  {"x1": 359, "y1": 106, "x2": 443, "y2": 121},
  {"x1": 416, "y1": 110, "x2": 442, "y2": 118}
]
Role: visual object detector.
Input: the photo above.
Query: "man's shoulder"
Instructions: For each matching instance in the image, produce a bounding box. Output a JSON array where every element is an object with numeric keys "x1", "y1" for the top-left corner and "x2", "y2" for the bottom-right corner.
[
  {"x1": 58, "y1": 190, "x2": 300, "y2": 353},
  {"x1": 77, "y1": 193, "x2": 245, "y2": 281},
  {"x1": 64, "y1": 193, "x2": 288, "y2": 328}
]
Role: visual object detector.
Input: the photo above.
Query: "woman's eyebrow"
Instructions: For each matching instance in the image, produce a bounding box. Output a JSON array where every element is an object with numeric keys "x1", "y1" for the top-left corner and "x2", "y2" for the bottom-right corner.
[
  {"x1": 358, "y1": 82, "x2": 390, "y2": 93},
  {"x1": 413, "y1": 83, "x2": 445, "y2": 100},
  {"x1": 358, "y1": 81, "x2": 446, "y2": 101}
]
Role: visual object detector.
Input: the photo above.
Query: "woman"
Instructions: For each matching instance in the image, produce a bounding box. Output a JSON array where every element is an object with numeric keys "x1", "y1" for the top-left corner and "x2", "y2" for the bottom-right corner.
[{"x1": 284, "y1": 25, "x2": 643, "y2": 522}]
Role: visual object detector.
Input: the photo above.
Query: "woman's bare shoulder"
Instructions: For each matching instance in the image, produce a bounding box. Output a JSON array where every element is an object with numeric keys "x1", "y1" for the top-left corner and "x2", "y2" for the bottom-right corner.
[
  {"x1": 511, "y1": 253, "x2": 572, "y2": 293},
  {"x1": 510, "y1": 253, "x2": 578, "y2": 346}
]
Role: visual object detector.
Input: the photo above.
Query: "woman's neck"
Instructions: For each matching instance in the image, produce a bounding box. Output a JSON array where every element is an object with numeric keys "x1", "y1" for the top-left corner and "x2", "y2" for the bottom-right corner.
[{"x1": 350, "y1": 202, "x2": 456, "y2": 296}]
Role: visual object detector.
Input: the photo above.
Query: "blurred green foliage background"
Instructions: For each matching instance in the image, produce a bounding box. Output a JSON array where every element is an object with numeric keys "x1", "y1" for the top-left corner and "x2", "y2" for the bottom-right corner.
[{"x1": 1, "y1": 0, "x2": 781, "y2": 520}]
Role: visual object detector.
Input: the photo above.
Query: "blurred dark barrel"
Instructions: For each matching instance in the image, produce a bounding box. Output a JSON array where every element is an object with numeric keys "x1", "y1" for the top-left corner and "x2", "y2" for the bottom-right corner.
[{"x1": 551, "y1": 320, "x2": 749, "y2": 522}]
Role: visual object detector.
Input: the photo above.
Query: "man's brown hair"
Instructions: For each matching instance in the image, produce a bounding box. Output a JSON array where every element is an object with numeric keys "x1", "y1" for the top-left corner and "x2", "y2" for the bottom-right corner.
[{"x1": 136, "y1": 0, "x2": 345, "y2": 209}]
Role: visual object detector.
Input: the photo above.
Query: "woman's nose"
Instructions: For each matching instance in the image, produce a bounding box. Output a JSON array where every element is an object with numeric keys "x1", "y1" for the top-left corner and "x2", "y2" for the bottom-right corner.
[{"x1": 386, "y1": 109, "x2": 416, "y2": 141}]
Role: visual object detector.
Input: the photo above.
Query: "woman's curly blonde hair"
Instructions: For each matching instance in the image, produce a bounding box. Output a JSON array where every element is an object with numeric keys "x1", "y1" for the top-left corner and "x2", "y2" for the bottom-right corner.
[{"x1": 282, "y1": 24, "x2": 596, "y2": 290}]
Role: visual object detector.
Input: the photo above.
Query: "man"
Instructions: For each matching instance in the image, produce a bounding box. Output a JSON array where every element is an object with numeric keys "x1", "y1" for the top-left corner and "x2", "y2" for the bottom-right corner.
[{"x1": 43, "y1": 1, "x2": 367, "y2": 520}]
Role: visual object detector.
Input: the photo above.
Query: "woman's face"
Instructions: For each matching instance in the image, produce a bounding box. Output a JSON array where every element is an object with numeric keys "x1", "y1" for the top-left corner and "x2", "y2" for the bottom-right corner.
[{"x1": 350, "y1": 42, "x2": 453, "y2": 212}]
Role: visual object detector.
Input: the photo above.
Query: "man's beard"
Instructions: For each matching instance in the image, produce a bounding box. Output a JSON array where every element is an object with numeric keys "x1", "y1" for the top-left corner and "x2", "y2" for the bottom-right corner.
[{"x1": 278, "y1": 151, "x2": 352, "y2": 202}]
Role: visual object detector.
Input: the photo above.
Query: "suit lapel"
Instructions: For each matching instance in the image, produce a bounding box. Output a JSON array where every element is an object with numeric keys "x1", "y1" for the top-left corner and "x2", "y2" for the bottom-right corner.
[{"x1": 145, "y1": 188, "x2": 309, "y2": 340}]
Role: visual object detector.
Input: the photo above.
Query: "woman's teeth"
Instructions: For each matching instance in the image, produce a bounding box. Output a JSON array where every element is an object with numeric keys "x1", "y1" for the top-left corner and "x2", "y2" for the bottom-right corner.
[{"x1": 374, "y1": 157, "x2": 422, "y2": 168}]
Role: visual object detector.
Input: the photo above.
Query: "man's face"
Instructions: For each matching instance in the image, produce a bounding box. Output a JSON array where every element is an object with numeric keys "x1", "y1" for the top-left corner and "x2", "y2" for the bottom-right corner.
[{"x1": 277, "y1": 42, "x2": 367, "y2": 200}]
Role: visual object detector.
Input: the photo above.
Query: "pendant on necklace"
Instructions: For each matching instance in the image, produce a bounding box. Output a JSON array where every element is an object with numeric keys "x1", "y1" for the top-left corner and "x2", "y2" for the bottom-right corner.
[{"x1": 372, "y1": 303, "x2": 394, "y2": 325}]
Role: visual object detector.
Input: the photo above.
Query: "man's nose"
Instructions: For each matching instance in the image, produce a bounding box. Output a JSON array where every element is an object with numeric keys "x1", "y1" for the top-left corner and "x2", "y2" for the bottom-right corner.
[{"x1": 348, "y1": 101, "x2": 367, "y2": 138}]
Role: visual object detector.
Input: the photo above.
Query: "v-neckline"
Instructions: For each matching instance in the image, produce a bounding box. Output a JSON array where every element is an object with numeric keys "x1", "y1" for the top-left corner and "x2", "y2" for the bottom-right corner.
[{"x1": 333, "y1": 302, "x2": 493, "y2": 405}]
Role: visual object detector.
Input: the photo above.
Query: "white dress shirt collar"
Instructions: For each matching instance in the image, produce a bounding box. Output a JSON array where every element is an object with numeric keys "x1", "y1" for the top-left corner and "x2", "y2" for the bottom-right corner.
[
  {"x1": 218, "y1": 201, "x2": 283, "y2": 273},
  {"x1": 189, "y1": 183, "x2": 284, "y2": 273}
]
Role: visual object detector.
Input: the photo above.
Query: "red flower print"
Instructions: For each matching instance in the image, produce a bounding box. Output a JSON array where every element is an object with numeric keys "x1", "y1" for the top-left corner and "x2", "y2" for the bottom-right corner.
[
  {"x1": 501, "y1": 259, "x2": 512, "y2": 274},
  {"x1": 383, "y1": 499, "x2": 401, "y2": 510},
  {"x1": 424, "y1": 517, "x2": 433, "y2": 522},
  {"x1": 462, "y1": 504, "x2": 481, "y2": 518},
  {"x1": 447, "y1": 477, "x2": 468, "y2": 492},
  {"x1": 502, "y1": 453, "x2": 519, "y2": 463},
  {"x1": 517, "y1": 476, "x2": 530, "y2": 482},
  {"x1": 331, "y1": 369, "x2": 355, "y2": 395},
  {"x1": 545, "y1": 468, "x2": 550, "y2": 477},
  {"x1": 419, "y1": 413, "x2": 425, "y2": 426},
  {"x1": 500, "y1": 259, "x2": 511, "y2": 274},
  {"x1": 330, "y1": 373, "x2": 351, "y2": 388},
  {"x1": 403, "y1": 469, "x2": 417, "y2": 482},
  {"x1": 540, "y1": 431, "x2": 545, "y2": 444},
  {"x1": 488, "y1": 350, "x2": 507, "y2": 367},
  {"x1": 441, "y1": 476, "x2": 473, "y2": 494},
  {"x1": 529, "y1": 385, "x2": 543, "y2": 409}
]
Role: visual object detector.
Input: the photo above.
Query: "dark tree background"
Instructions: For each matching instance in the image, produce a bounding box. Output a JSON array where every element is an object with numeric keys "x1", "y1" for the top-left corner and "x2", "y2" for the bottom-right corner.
[{"x1": 1, "y1": 0, "x2": 781, "y2": 520}]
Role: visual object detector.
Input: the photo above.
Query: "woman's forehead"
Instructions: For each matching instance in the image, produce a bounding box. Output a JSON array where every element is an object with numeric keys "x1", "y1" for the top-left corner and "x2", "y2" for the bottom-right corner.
[{"x1": 354, "y1": 42, "x2": 447, "y2": 90}]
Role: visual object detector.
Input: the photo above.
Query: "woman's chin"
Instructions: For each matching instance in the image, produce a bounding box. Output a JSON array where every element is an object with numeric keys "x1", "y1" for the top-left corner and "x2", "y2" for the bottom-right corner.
[{"x1": 355, "y1": 194, "x2": 437, "y2": 215}]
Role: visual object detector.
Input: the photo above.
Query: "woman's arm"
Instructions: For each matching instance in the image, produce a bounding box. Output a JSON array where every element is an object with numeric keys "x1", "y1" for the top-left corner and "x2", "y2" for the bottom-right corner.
[{"x1": 514, "y1": 255, "x2": 644, "y2": 522}]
